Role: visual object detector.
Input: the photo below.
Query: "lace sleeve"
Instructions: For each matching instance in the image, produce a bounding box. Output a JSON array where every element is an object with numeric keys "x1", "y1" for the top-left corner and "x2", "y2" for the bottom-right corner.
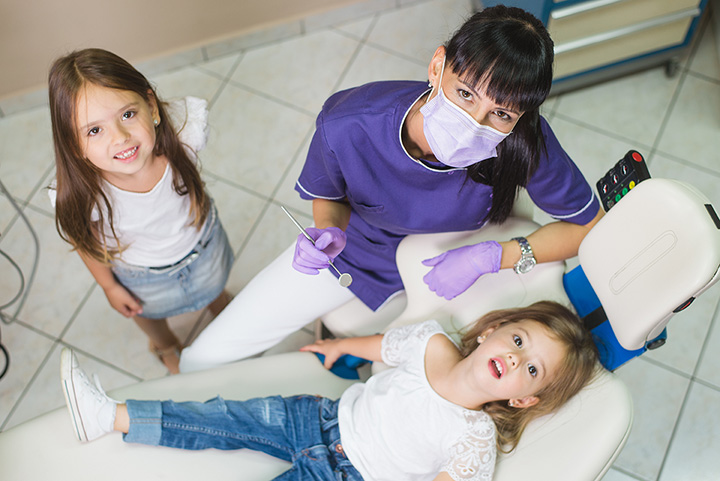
[
  {"x1": 442, "y1": 411, "x2": 497, "y2": 481},
  {"x1": 381, "y1": 320, "x2": 444, "y2": 367}
]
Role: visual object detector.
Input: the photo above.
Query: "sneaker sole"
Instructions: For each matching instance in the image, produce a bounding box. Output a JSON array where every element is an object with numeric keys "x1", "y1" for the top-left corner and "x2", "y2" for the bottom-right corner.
[{"x1": 60, "y1": 348, "x2": 88, "y2": 442}]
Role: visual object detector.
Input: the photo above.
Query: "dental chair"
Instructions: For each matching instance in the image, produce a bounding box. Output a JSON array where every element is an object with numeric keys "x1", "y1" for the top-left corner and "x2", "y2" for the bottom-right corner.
[{"x1": 2, "y1": 175, "x2": 717, "y2": 481}]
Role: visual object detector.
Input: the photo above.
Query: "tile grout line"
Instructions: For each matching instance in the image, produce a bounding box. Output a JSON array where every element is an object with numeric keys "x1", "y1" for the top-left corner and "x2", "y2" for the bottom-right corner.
[
  {"x1": 206, "y1": 52, "x2": 246, "y2": 112},
  {"x1": 641, "y1": 21, "x2": 701, "y2": 478},
  {"x1": 266, "y1": 126, "x2": 316, "y2": 202},
  {"x1": 0, "y1": 341, "x2": 60, "y2": 431},
  {"x1": 607, "y1": 464, "x2": 650, "y2": 481},
  {"x1": 202, "y1": 170, "x2": 274, "y2": 203},
  {"x1": 551, "y1": 111, "x2": 656, "y2": 153},
  {"x1": 646, "y1": 6, "x2": 714, "y2": 171},
  {"x1": 222, "y1": 76, "x2": 318, "y2": 118},
  {"x1": 234, "y1": 12, "x2": 381, "y2": 261},
  {"x1": 262, "y1": 14, "x2": 381, "y2": 204},
  {"x1": 656, "y1": 292, "x2": 720, "y2": 479}
]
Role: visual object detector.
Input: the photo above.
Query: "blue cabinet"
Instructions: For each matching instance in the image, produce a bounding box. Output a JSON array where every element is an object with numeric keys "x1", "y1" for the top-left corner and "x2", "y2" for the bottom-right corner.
[{"x1": 478, "y1": 0, "x2": 708, "y2": 94}]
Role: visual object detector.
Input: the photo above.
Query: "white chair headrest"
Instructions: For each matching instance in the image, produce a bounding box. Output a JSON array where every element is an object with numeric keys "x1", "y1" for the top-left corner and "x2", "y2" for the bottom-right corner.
[{"x1": 579, "y1": 179, "x2": 720, "y2": 350}]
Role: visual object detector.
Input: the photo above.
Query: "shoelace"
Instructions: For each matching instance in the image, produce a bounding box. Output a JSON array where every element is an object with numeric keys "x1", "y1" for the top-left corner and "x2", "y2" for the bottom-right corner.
[{"x1": 75, "y1": 368, "x2": 110, "y2": 405}]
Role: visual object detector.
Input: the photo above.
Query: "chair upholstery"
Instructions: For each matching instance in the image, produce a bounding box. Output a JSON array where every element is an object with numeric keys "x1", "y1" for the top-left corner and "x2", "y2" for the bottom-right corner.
[{"x1": 0, "y1": 215, "x2": 632, "y2": 481}]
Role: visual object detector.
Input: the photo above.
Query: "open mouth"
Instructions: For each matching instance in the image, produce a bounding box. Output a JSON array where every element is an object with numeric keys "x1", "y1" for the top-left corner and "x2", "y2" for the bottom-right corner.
[
  {"x1": 114, "y1": 146, "x2": 138, "y2": 161},
  {"x1": 489, "y1": 358, "x2": 504, "y2": 379}
]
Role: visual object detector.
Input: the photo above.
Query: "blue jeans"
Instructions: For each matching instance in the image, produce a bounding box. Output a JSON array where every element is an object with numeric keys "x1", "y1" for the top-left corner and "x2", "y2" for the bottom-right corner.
[{"x1": 124, "y1": 395, "x2": 364, "y2": 481}]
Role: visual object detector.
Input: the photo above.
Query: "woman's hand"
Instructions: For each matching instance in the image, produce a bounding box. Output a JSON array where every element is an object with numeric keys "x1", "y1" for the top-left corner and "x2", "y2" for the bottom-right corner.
[
  {"x1": 422, "y1": 241, "x2": 502, "y2": 300},
  {"x1": 292, "y1": 227, "x2": 347, "y2": 275},
  {"x1": 300, "y1": 338, "x2": 347, "y2": 368},
  {"x1": 103, "y1": 283, "x2": 143, "y2": 317}
]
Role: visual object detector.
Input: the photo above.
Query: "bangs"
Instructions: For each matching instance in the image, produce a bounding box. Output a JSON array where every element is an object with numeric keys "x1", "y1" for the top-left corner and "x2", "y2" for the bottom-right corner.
[{"x1": 445, "y1": 12, "x2": 553, "y2": 112}]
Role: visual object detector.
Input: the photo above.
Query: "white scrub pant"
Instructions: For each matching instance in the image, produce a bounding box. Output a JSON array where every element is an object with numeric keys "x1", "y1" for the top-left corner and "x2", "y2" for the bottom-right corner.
[{"x1": 179, "y1": 243, "x2": 368, "y2": 373}]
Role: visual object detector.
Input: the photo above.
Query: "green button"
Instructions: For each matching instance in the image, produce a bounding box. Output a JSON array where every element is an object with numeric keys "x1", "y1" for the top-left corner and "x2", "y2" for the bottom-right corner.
[
  {"x1": 615, "y1": 194, "x2": 622, "y2": 202},
  {"x1": 622, "y1": 188, "x2": 628, "y2": 195}
]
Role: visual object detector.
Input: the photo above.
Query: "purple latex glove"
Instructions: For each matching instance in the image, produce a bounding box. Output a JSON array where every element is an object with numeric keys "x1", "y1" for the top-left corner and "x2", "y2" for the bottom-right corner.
[
  {"x1": 292, "y1": 227, "x2": 347, "y2": 275},
  {"x1": 422, "y1": 241, "x2": 502, "y2": 300}
]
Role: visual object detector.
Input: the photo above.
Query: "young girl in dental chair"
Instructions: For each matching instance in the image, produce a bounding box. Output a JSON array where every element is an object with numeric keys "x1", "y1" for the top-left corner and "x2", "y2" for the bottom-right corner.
[{"x1": 61, "y1": 301, "x2": 599, "y2": 480}]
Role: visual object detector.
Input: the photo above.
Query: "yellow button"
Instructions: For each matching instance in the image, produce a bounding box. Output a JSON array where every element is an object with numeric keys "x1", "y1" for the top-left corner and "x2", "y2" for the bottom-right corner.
[{"x1": 629, "y1": 181, "x2": 636, "y2": 189}]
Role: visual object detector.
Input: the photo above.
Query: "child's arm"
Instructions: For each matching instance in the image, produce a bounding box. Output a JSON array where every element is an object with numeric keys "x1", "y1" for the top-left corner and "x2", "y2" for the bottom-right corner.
[
  {"x1": 78, "y1": 251, "x2": 143, "y2": 317},
  {"x1": 300, "y1": 334, "x2": 383, "y2": 369},
  {"x1": 433, "y1": 473, "x2": 453, "y2": 481}
]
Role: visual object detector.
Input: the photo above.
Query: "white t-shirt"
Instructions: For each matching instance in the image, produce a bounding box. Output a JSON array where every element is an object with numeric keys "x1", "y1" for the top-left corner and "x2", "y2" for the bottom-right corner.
[
  {"x1": 49, "y1": 96, "x2": 209, "y2": 267},
  {"x1": 338, "y1": 320, "x2": 497, "y2": 481}
]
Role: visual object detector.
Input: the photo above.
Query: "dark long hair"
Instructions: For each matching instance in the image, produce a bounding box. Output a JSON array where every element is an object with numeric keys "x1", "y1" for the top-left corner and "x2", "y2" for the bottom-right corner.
[
  {"x1": 49, "y1": 48, "x2": 209, "y2": 262},
  {"x1": 445, "y1": 6, "x2": 554, "y2": 224}
]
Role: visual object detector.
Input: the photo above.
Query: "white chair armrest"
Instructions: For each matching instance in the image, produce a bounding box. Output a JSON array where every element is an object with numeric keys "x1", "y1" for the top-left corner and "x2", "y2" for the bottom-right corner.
[{"x1": 494, "y1": 369, "x2": 633, "y2": 481}]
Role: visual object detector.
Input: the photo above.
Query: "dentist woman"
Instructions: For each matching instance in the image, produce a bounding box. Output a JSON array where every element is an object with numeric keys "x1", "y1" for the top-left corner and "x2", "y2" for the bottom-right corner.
[{"x1": 179, "y1": 5, "x2": 603, "y2": 372}]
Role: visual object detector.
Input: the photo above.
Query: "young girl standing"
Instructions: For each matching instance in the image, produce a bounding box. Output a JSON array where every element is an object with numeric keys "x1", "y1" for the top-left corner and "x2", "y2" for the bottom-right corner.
[
  {"x1": 61, "y1": 301, "x2": 599, "y2": 480},
  {"x1": 48, "y1": 49, "x2": 234, "y2": 374}
]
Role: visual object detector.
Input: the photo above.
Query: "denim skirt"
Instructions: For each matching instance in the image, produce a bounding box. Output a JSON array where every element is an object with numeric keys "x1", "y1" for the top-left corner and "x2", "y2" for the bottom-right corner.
[{"x1": 112, "y1": 207, "x2": 234, "y2": 319}]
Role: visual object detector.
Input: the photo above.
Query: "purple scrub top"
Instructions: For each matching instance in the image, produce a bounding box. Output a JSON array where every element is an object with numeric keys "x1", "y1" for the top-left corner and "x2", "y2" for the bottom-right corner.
[{"x1": 296, "y1": 81, "x2": 598, "y2": 310}]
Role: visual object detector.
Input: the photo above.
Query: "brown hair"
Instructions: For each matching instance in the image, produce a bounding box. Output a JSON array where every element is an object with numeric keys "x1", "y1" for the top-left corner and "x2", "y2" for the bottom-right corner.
[
  {"x1": 459, "y1": 301, "x2": 600, "y2": 452},
  {"x1": 48, "y1": 48, "x2": 209, "y2": 262}
]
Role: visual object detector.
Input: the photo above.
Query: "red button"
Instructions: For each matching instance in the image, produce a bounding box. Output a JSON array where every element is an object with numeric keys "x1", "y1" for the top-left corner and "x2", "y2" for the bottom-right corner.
[{"x1": 632, "y1": 152, "x2": 642, "y2": 162}]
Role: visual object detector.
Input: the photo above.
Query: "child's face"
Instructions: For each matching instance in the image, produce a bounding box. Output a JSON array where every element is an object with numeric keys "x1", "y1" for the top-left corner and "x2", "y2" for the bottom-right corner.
[
  {"x1": 469, "y1": 319, "x2": 565, "y2": 408},
  {"x1": 75, "y1": 83, "x2": 159, "y2": 185}
]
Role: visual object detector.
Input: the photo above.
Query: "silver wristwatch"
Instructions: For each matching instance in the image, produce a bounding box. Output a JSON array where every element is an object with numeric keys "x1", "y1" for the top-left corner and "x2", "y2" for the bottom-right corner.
[{"x1": 511, "y1": 237, "x2": 536, "y2": 274}]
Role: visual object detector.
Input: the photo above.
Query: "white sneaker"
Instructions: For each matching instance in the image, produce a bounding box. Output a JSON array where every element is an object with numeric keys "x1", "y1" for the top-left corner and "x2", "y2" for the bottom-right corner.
[{"x1": 60, "y1": 348, "x2": 118, "y2": 442}]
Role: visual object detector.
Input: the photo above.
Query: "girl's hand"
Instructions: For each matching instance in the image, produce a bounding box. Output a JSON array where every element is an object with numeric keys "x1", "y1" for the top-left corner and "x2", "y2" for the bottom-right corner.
[
  {"x1": 103, "y1": 283, "x2": 143, "y2": 317},
  {"x1": 300, "y1": 338, "x2": 346, "y2": 368},
  {"x1": 422, "y1": 241, "x2": 502, "y2": 300}
]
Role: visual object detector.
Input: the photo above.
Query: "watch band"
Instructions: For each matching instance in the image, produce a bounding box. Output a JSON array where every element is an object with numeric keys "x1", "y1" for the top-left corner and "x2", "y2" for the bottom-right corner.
[{"x1": 511, "y1": 236, "x2": 536, "y2": 274}]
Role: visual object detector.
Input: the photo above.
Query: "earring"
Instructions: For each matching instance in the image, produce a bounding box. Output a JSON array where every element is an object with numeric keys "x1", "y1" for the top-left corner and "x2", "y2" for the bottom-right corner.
[
  {"x1": 477, "y1": 335, "x2": 486, "y2": 344},
  {"x1": 428, "y1": 81, "x2": 433, "y2": 88},
  {"x1": 508, "y1": 400, "x2": 515, "y2": 407},
  {"x1": 153, "y1": 119, "x2": 158, "y2": 126}
]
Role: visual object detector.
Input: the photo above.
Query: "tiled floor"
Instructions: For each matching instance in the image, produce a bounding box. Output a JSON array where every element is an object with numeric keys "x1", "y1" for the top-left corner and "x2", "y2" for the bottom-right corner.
[{"x1": 0, "y1": 0, "x2": 719, "y2": 479}]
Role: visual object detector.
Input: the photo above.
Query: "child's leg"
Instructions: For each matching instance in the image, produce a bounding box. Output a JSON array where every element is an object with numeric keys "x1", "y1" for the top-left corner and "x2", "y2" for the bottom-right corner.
[
  {"x1": 114, "y1": 404, "x2": 129, "y2": 433},
  {"x1": 123, "y1": 395, "x2": 331, "y2": 463},
  {"x1": 62, "y1": 352, "x2": 362, "y2": 479},
  {"x1": 133, "y1": 315, "x2": 181, "y2": 374},
  {"x1": 206, "y1": 289, "x2": 232, "y2": 317}
]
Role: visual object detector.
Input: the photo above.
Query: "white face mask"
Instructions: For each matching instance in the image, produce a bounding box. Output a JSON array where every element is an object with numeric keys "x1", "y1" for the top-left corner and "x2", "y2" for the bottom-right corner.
[{"x1": 420, "y1": 59, "x2": 511, "y2": 168}]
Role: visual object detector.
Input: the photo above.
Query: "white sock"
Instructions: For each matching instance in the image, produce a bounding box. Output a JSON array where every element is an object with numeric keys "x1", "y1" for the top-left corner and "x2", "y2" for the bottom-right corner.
[{"x1": 98, "y1": 400, "x2": 118, "y2": 434}]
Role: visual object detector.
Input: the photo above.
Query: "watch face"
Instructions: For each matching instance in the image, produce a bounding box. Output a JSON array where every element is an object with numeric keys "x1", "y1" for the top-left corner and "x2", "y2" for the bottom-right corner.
[{"x1": 517, "y1": 258, "x2": 536, "y2": 274}]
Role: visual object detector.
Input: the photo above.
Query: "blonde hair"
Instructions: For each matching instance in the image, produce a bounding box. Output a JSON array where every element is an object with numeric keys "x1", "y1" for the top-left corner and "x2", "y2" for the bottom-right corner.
[
  {"x1": 48, "y1": 48, "x2": 209, "y2": 263},
  {"x1": 459, "y1": 301, "x2": 600, "y2": 452}
]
